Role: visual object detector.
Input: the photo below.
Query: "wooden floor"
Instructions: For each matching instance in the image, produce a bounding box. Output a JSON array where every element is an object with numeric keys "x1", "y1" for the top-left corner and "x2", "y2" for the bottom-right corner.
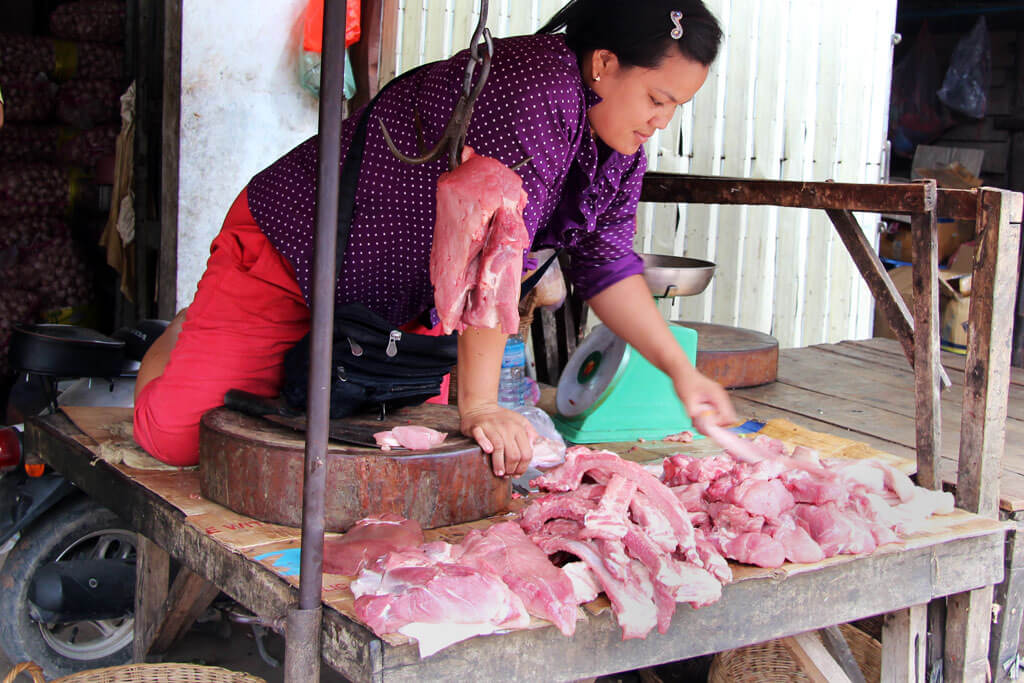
[{"x1": 729, "y1": 337, "x2": 1024, "y2": 513}]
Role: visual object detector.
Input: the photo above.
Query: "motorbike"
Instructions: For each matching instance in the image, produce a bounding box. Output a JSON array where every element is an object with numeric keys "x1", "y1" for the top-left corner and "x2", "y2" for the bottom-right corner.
[{"x1": 0, "y1": 320, "x2": 167, "y2": 677}]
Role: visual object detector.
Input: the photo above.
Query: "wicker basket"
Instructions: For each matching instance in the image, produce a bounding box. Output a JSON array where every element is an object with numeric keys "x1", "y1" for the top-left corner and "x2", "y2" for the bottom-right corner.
[
  {"x1": 707, "y1": 624, "x2": 881, "y2": 683},
  {"x1": 3, "y1": 662, "x2": 266, "y2": 683}
]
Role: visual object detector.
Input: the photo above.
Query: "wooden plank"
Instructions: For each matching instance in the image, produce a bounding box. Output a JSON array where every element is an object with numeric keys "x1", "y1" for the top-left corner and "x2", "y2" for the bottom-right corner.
[
  {"x1": 819, "y1": 626, "x2": 867, "y2": 683},
  {"x1": 781, "y1": 631, "x2": 853, "y2": 683},
  {"x1": 133, "y1": 535, "x2": 169, "y2": 662},
  {"x1": 945, "y1": 587, "x2": 996, "y2": 683},
  {"x1": 990, "y1": 520, "x2": 1024, "y2": 682},
  {"x1": 158, "y1": 0, "x2": 181, "y2": 319},
  {"x1": 349, "y1": 0, "x2": 385, "y2": 110},
  {"x1": 378, "y1": 0, "x2": 401, "y2": 83},
  {"x1": 851, "y1": 337, "x2": 1024, "y2": 388},
  {"x1": 149, "y1": 567, "x2": 221, "y2": 654},
  {"x1": 958, "y1": 189, "x2": 1022, "y2": 518},
  {"x1": 881, "y1": 604, "x2": 927, "y2": 683},
  {"x1": 374, "y1": 530, "x2": 1005, "y2": 681},
  {"x1": 25, "y1": 414, "x2": 380, "y2": 683},
  {"x1": 911, "y1": 197, "x2": 943, "y2": 490}
]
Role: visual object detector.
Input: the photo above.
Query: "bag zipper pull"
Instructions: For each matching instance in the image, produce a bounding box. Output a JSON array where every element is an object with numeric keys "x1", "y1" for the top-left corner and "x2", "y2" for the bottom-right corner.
[
  {"x1": 348, "y1": 336, "x2": 363, "y2": 356},
  {"x1": 386, "y1": 330, "x2": 402, "y2": 357}
]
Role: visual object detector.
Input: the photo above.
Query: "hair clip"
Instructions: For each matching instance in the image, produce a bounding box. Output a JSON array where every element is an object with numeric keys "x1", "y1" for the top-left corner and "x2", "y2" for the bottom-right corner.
[{"x1": 669, "y1": 10, "x2": 684, "y2": 40}]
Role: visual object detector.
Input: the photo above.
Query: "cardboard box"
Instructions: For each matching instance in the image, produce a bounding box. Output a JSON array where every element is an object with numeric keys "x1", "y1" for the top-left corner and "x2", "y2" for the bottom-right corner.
[
  {"x1": 877, "y1": 220, "x2": 975, "y2": 266},
  {"x1": 873, "y1": 265, "x2": 972, "y2": 343}
]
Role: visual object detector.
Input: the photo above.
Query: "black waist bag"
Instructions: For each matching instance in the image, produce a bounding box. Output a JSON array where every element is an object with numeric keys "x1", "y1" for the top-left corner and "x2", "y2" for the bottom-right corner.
[
  {"x1": 278, "y1": 66, "x2": 458, "y2": 419},
  {"x1": 281, "y1": 303, "x2": 458, "y2": 419}
]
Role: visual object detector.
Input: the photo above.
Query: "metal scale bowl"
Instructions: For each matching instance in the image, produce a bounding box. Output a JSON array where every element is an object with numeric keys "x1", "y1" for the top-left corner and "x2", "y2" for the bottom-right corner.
[{"x1": 552, "y1": 254, "x2": 716, "y2": 443}]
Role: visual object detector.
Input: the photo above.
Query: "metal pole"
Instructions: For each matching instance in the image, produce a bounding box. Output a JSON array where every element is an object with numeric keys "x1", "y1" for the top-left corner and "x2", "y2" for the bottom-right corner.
[{"x1": 284, "y1": 1, "x2": 347, "y2": 680}]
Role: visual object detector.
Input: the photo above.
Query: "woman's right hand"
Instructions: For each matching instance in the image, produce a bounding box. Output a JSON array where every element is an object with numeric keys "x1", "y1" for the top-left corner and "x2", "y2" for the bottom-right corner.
[{"x1": 460, "y1": 402, "x2": 537, "y2": 478}]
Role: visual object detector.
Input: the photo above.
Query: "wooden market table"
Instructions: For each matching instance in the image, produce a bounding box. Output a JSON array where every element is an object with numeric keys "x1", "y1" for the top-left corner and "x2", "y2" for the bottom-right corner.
[{"x1": 26, "y1": 398, "x2": 1007, "y2": 683}]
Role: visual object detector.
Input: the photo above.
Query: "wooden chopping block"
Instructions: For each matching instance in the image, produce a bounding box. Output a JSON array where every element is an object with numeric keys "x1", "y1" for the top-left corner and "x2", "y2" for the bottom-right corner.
[
  {"x1": 677, "y1": 321, "x2": 779, "y2": 389},
  {"x1": 198, "y1": 403, "x2": 509, "y2": 531}
]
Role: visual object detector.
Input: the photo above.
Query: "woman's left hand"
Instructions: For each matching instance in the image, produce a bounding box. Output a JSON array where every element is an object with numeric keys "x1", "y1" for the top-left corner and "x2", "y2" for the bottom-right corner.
[
  {"x1": 673, "y1": 367, "x2": 737, "y2": 429},
  {"x1": 460, "y1": 402, "x2": 538, "y2": 478}
]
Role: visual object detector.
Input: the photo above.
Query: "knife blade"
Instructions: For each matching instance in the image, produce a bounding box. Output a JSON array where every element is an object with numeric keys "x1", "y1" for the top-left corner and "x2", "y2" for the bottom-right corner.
[{"x1": 222, "y1": 389, "x2": 395, "y2": 449}]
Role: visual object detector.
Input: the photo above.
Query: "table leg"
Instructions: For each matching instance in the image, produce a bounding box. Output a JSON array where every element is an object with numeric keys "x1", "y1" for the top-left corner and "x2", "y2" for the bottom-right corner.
[
  {"x1": 149, "y1": 567, "x2": 221, "y2": 654},
  {"x1": 946, "y1": 586, "x2": 995, "y2": 682},
  {"x1": 882, "y1": 604, "x2": 927, "y2": 683},
  {"x1": 991, "y1": 519, "x2": 1024, "y2": 682},
  {"x1": 133, "y1": 535, "x2": 169, "y2": 662}
]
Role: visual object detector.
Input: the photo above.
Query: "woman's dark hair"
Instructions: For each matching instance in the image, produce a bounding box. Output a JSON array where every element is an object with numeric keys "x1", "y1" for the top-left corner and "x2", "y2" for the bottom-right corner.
[{"x1": 537, "y1": 0, "x2": 723, "y2": 68}]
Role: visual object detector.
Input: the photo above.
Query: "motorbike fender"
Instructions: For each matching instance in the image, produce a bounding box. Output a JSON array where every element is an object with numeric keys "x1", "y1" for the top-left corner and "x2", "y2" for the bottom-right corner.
[{"x1": 0, "y1": 471, "x2": 76, "y2": 546}]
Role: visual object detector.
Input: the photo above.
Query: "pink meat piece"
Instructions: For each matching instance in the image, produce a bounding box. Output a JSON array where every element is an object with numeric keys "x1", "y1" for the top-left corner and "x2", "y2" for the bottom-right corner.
[
  {"x1": 581, "y1": 474, "x2": 636, "y2": 541},
  {"x1": 791, "y1": 445, "x2": 821, "y2": 465},
  {"x1": 707, "y1": 503, "x2": 765, "y2": 537},
  {"x1": 829, "y1": 460, "x2": 886, "y2": 494},
  {"x1": 462, "y1": 194, "x2": 530, "y2": 332},
  {"x1": 453, "y1": 521, "x2": 579, "y2": 636},
  {"x1": 779, "y1": 468, "x2": 847, "y2": 506},
  {"x1": 531, "y1": 446, "x2": 696, "y2": 554},
  {"x1": 632, "y1": 489, "x2": 684, "y2": 553},
  {"x1": 663, "y1": 430, "x2": 694, "y2": 443},
  {"x1": 672, "y1": 482, "x2": 710, "y2": 514},
  {"x1": 794, "y1": 502, "x2": 877, "y2": 556},
  {"x1": 767, "y1": 515, "x2": 825, "y2": 564},
  {"x1": 705, "y1": 473, "x2": 738, "y2": 502},
  {"x1": 373, "y1": 425, "x2": 447, "y2": 451},
  {"x1": 751, "y1": 434, "x2": 788, "y2": 455},
  {"x1": 726, "y1": 477, "x2": 795, "y2": 520},
  {"x1": 595, "y1": 539, "x2": 632, "y2": 581},
  {"x1": 663, "y1": 453, "x2": 734, "y2": 486},
  {"x1": 323, "y1": 515, "x2": 424, "y2": 576},
  {"x1": 352, "y1": 557, "x2": 530, "y2": 637},
  {"x1": 561, "y1": 561, "x2": 602, "y2": 603},
  {"x1": 431, "y1": 147, "x2": 529, "y2": 335},
  {"x1": 519, "y1": 492, "x2": 596, "y2": 534},
  {"x1": 721, "y1": 532, "x2": 787, "y2": 568},
  {"x1": 533, "y1": 534, "x2": 658, "y2": 640},
  {"x1": 691, "y1": 528, "x2": 733, "y2": 583}
]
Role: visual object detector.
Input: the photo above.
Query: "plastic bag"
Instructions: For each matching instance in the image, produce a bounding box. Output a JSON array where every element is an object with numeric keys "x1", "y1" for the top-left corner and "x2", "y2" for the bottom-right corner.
[
  {"x1": 889, "y1": 23, "x2": 952, "y2": 158},
  {"x1": 530, "y1": 249, "x2": 567, "y2": 311},
  {"x1": 937, "y1": 17, "x2": 991, "y2": 119},
  {"x1": 299, "y1": 0, "x2": 360, "y2": 99},
  {"x1": 516, "y1": 406, "x2": 567, "y2": 469}
]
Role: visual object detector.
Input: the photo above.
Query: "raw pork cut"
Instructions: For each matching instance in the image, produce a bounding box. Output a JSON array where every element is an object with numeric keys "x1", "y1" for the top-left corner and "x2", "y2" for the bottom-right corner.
[
  {"x1": 431, "y1": 147, "x2": 529, "y2": 335},
  {"x1": 454, "y1": 521, "x2": 579, "y2": 636},
  {"x1": 351, "y1": 547, "x2": 530, "y2": 652},
  {"x1": 373, "y1": 425, "x2": 447, "y2": 451},
  {"x1": 323, "y1": 515, "x2": 424, "y2": 576}
]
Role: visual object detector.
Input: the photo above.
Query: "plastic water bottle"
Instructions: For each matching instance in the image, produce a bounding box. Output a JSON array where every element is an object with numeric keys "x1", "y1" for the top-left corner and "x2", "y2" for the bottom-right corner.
[{"x1": 498, "y1": 334, "x2": 526, "y2": 409}]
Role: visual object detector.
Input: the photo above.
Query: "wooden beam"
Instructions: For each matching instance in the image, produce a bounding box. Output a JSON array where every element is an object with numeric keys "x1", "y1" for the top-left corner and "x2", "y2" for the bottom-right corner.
[
  {"x1": 159, "y1": 0, "x2": 181, "y2": 319},
  {"x1": 957, "y1": 189, "x2": 1022, "y2": 518},
  {"x1": 148, "y1": 567, "x2": 221, "y2": 654},
  {"x1": 349, "y1": 0, "x2": 385, "y2": 111},
  {"x1": 911, "y1": 187, "x2": 943, "y2": 491},
  {"x1": 819, "y1": 626, "x2": 867, "y2": 683},
  {"x1": 990, "y1": 519, "x2": 1024, "y2": 682},
  {"x1": 133, "y1": 535, "x2": 170, "y2": 662},
  {"x1": 945, "y1": 587, "x2": 996, "y2": 682},
  {"x1": 641, "y1": 173, "x2": 936, "y2": 214},
  {"x1": 781, "y1": 631, "x2": 853, "y2": 683},
  {"x1": 882, "y1": 605, "x2": 927, "y2": 683}
]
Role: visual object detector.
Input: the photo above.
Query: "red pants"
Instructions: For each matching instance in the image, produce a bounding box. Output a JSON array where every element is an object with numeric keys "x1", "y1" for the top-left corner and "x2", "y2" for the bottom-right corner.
[{"x1": 134, "y1": 189, "x2": 449, "y2": 466}]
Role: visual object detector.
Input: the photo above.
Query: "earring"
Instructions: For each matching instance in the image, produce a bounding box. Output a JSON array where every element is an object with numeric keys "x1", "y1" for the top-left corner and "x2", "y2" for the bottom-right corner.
[{"x1": 593, "y1": 74, "x2": 601, "y2": 83}]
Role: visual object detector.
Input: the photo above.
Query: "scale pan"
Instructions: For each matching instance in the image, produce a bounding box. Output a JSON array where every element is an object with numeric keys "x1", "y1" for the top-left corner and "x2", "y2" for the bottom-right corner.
[
  {"x1": 641, "y1": 254, "x2": 716, "y2": 298},
  {"x1": 556, "y1": 325, "x2": 628, "y2": 417}
]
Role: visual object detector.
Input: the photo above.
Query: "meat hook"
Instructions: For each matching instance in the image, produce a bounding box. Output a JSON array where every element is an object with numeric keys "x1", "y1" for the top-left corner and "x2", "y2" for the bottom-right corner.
[{"x1": 379, "y1": 0, "x2": 494, "y2": 170}]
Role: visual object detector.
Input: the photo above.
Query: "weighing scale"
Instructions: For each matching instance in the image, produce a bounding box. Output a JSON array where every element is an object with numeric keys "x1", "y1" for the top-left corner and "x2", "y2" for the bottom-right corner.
[{"x1": 552, "y1": 254, "x2": 714, "y2": 443}]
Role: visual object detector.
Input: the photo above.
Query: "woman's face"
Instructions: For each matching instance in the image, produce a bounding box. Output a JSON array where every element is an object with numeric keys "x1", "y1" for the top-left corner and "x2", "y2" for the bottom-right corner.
[{"x1": 586, "y1": 49, "x2": 710, "y2": 155}]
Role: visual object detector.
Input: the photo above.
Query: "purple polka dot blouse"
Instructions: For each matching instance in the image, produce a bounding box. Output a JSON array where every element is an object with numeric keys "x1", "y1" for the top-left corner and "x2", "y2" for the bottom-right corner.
[{"x1": 247, "y1": 34, "x2": 646, "y2": 327}]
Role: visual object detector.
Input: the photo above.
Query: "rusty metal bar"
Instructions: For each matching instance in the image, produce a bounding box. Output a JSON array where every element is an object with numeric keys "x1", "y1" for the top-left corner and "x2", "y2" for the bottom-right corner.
[
  {"x1": 285, "y1": 0, "x2": 348, "y2": 680},
  {"x1": 910, "y1": 180, "x2": 943, "y2": 490}
]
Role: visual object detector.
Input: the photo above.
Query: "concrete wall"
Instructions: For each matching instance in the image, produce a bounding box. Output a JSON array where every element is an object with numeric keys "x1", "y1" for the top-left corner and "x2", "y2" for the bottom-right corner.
[{"x1": 175, "y1": 0, "x2": 318, "y2": 309}]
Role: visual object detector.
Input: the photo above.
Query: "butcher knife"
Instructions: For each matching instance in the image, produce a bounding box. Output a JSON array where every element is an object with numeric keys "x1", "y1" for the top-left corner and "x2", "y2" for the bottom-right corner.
[{"x1": 222, "y1": 389, "x2": 396, "y2": 449}]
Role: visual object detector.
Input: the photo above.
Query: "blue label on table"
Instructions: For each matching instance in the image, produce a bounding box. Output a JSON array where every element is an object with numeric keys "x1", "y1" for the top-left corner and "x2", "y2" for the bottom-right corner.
[{"x1": 255, "y1": 548, "x2": 302, "y2": 577}]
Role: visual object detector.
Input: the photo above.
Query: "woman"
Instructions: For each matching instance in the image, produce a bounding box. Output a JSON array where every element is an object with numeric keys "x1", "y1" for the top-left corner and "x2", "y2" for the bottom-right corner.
[{"x1": 134, "y1": 0, "x2": 737, "y2": 475}]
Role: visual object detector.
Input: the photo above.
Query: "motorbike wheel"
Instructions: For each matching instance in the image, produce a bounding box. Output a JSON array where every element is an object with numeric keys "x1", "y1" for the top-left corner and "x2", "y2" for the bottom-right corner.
[{"x1": 0, "y1": 495, "x2": 136, "y2": 677}]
